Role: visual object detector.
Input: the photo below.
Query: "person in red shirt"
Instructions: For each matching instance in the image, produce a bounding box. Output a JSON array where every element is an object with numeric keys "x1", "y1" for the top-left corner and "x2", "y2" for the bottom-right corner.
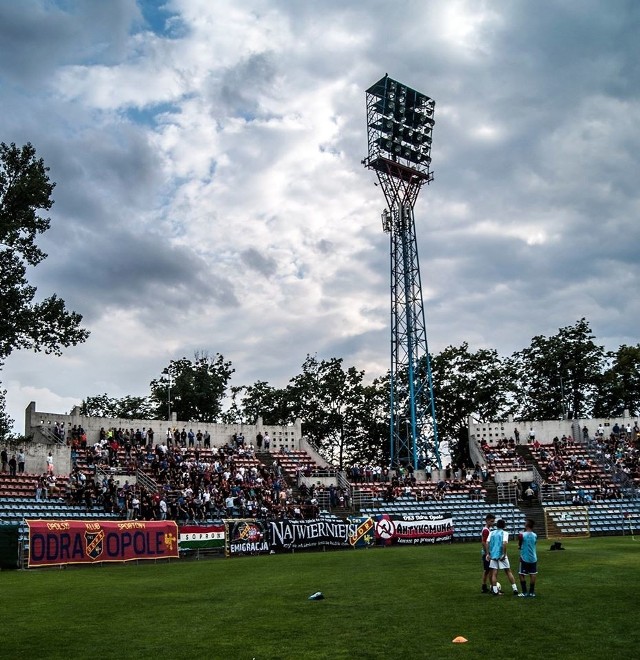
[{"x1": 480, "y1": 513, "x2": 495, "y2": 593}]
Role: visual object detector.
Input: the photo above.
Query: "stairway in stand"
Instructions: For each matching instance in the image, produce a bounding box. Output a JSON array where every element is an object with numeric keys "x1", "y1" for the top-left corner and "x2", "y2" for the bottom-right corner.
[
  {"x1": 484, "y1": 479, "x2": 499, "y2": 504},
  {"x1": 255, "y1": 451, "x2": 302, "y2": 502},
  {"x1": 514, "y1": 444, "x2": 547, "y2": 538},
  {"x1": 255, "y1": 450, "x2": 277, "y2": 472},
  {"x1": 517, "y1": 502, "x2": 547, "y2": 539}
]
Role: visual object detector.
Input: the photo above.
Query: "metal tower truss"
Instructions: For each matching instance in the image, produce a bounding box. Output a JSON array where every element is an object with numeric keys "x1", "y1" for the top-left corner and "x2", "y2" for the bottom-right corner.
[{"x1": 363, "y1": 74, "x2": 441, "y2": 470}]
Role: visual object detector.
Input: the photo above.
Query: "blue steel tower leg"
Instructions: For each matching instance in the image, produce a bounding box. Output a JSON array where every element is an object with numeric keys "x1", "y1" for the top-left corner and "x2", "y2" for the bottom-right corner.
[{"x1": 387, "y1": 202, "x2": 440, "y2": 471}]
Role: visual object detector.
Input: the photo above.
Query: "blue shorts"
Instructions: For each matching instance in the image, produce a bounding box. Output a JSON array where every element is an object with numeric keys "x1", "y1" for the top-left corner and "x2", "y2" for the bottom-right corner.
[{"x1": 519, "y1": 560, "x2": 537, "y2": 575}]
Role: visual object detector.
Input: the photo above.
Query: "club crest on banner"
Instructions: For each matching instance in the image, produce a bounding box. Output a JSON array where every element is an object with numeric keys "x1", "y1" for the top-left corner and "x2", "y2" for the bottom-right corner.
[
  {"x1": 233, "y1": 521, "x2": 264, "y2": 543},
  {"x1": 84, "y1": 528, "x2": 105, "y2": 560}
]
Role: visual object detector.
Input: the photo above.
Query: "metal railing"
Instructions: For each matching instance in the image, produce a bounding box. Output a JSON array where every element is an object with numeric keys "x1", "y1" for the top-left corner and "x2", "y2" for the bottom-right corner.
[
  {"x1": 137, "y1": 469, "x2": 160, "y2": 494},
  {"x1": 38, "y1": 426, "x2": 66, "y2": 445}
]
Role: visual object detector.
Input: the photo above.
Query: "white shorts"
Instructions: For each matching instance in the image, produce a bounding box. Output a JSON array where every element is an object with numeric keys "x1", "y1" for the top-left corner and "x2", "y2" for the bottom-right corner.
[{"x1": 489, "y1": 557, "x2": 510, "y2": 570}]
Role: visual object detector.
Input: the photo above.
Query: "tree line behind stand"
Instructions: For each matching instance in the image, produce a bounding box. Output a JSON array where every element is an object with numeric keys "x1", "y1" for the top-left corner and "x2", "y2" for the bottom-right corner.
[{"x1": 74, "y1": 320, "x2": 640, "y2": 469}]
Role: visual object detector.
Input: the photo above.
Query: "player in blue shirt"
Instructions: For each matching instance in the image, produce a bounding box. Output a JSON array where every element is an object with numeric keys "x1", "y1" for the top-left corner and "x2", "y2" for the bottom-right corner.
[
  {"x1": 488, "y1": 519, "x2": 519, "y2": 596},
  {"x1": 518, "y1": 518, "x2": 538, "y2": 597}
]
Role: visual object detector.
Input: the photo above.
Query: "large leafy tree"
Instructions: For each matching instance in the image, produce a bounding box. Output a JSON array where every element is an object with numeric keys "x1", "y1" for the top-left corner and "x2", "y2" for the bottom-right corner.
[
  {"x1": 430, "y1": 343, "x2": 514, "y2": 465},
  {"x1": 223, "y1": 380, "x2": 294, "y2": 426},
  {"x1": 353, "y1": 377, "x2": 389, "y2": 465},
  {"x1": 149, "y1": 352, "x2": 234, "y2": 422},
  {"x1": 0, "y1": 381, "x2": 12, "y2": 439},
  {"x1": 511, "y1": 318, "x2": 606, "y2": 420},
  {"x1": 592, "y1": 344, "x2": 640, "y2": 418},
  {"x1": 0, "y1": 142, "x2": 89, "y2": 360},
  {"x1": 1, "y1": 142, "x2": 90, "y2": 440},
  {"x1": 286, "y1": 355, "x2": 388, "y2": 467},
  {"x1": 286, "y1": 355, "x2": 339, "y2": 456},
  {"x1": 78, "y1": 393, "x2": 155, "y2": 420}
]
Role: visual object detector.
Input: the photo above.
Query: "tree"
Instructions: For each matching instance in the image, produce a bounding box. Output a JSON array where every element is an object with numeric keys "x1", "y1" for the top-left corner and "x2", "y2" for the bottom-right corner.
[
  {"x1": 78, "y1": 393, "x2": 155, "y2": 420},
  {"x1": 224, "y1": 380, "x2": 294, "y2": 426},
  {"x1": 1, "y1": 142, "x2": 90, "y2": 440},
  {"x1": 430, "y1": 343, "x2": 514, "y2": 465},
  {"x1": 352, "y1": 377, "x2": 389, "y2": 465},
  {"x1": 0, "y1": 379, "x2": 12, "y2": 440},
  {"x1": 511, "y1": 319, "x2": 606, "y2": 420},
  {"x1": 0, "y1": 142, "x2": 89, "y2": 361},
  {"x1": 149, "y1": 352, "x2": 234, "y2": 422},
  {"x1": 286, "y1": 355, "x2": 388, "y2": 467},
  {"x1": 593, "y1": 344, "x2": 640, "y2": 418}
]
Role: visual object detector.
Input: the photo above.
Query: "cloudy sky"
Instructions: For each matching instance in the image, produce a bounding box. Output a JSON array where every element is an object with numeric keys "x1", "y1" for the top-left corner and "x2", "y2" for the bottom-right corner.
[{"x1": 1, "y1": 0, "x2": 639, "y2": 431}]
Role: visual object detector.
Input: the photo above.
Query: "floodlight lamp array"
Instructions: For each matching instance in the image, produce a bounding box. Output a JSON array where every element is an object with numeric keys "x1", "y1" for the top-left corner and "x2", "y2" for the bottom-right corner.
[{"x1": 364, "y1": 75, "x2": 435, "y2": 182}]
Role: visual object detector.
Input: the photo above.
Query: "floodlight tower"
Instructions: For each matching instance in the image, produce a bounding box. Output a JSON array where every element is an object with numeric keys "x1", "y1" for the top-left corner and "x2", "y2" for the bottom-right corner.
[{"x1": 363, "y1": 74, "x2": 441, "y2": 471}]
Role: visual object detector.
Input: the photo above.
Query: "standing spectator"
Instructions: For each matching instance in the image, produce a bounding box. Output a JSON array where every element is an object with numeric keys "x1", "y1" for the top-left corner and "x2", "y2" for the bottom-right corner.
[
  {"x1": 46, "y1": 451, "x2": 54, "y2": 475},
  {"x1": 514, "y1": 428, "x2": 520, "y2": 444},
  {"x1": 17, "y1": 449, "x2": 25, "y2": 473},
  {"x1": 524, "y1": 484, "x2": 535, "y2": 506},
  {"x1": 528, "y1": 428, "x2": 536, "y2": 443},
  {"x1": 518, "y1": 519, "x2": 538, "y2": 597},
  {"x1": 131, "y1": 494, "x2": 141, "y2": 520},
  {"x1": 256, "y1": 432, "x2": 263, "y2": 450},
  {"x1": 1, "y1": 447, "x2": 8, "y2": 472},
  {"x1": 488, "y1": 519, "x2": 520, "y2": 596},
  {"x1": 35, "y1": 475, "x2": 47, "y2": 501},
  {"x1": 9, "y1": 454, "x2": 18, "y2": 476},
  {"x1": 263, "y1": 432, "x2": 271, "y2": 450},
  {"x1": 480, "y1": 513, "x2": 495, "y2": 594},
  {"x1": 159, "y1": 496, "x2": 167, "y2": 520}
]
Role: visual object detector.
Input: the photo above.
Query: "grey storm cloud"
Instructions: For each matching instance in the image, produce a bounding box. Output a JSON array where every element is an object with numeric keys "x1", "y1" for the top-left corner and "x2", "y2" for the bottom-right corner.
[
  {"x1": 0, "y1": 0, "x2": 140, "y2": 83},
  {"x1": 40, "y1": 231, "x2": 239, "y2": 321},
  {"x1": 240, "y1": 247, "x2": 277, "y2": 278}
]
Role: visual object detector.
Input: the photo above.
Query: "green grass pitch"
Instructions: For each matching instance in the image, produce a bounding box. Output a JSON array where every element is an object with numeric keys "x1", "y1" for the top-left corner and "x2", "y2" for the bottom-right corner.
[{"x1": 1, "y1": 537, "x2": 638, "y2": 659}]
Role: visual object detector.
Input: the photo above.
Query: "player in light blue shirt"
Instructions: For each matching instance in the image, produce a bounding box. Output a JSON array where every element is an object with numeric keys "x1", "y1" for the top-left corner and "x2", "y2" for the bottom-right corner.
[
  {"x1": 488, "y1": 519, "x2": 519, "y2": 596},
  {"x1": 518, "y1": 519, "x2": 538, "y2": 597}
]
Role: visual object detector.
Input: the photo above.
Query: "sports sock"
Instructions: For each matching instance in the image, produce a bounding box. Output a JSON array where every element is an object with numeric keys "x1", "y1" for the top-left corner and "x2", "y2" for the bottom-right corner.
[{"x1": 520, "y1": 580, "x2": 527, "y2": 592}]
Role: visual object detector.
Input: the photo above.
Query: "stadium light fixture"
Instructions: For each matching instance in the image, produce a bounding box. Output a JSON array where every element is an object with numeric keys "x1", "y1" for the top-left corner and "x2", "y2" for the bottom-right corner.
[{"x1": 363, "y1": 74, "x2": 435, "y2": 185}]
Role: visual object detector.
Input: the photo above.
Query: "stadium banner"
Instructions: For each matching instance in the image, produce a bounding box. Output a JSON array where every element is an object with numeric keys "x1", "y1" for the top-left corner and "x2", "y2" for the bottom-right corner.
[
  {"x1": 225, "y1": 519, "x2": 270, "y2": 556},
  {"x1": 269, "y1": 518, "x2": 363, "y2": 550},
  {"x1": 26, "y1": 520, "x2": 179, "y2": 568},
  {"x1": 179, "y1": 524, "x2": 225, "y2": 551},
  {"x1": 348, "y1": 516, "x2": 375, "y2": 548},
  {"x1": 374, "y1": 514, "x2": 454, "y2": 545}
]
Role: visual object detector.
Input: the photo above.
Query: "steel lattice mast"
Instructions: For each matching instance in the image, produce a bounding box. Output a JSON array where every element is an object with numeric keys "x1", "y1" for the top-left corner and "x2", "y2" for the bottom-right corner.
[{"x1": 363, "y1": 74, "x2": 441, "y2": 470}]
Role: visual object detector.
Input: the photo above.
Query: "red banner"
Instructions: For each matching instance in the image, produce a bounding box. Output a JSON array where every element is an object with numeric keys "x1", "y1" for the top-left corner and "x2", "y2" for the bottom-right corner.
[{"x1": 26, "y1": 520, "x2": 179, "y2": 567}]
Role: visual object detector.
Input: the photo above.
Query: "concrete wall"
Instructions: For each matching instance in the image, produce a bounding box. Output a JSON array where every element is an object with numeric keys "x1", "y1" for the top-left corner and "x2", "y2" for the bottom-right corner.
[
  {"x1": 24, "y1": 401, "x2": 303, "y2": 454},
  {"x1": 468, "y1": 412, "x2": 639, "y2": 446},
  {"x1": 3, "y1": 440, "x2": 71, "y2": 477}
]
